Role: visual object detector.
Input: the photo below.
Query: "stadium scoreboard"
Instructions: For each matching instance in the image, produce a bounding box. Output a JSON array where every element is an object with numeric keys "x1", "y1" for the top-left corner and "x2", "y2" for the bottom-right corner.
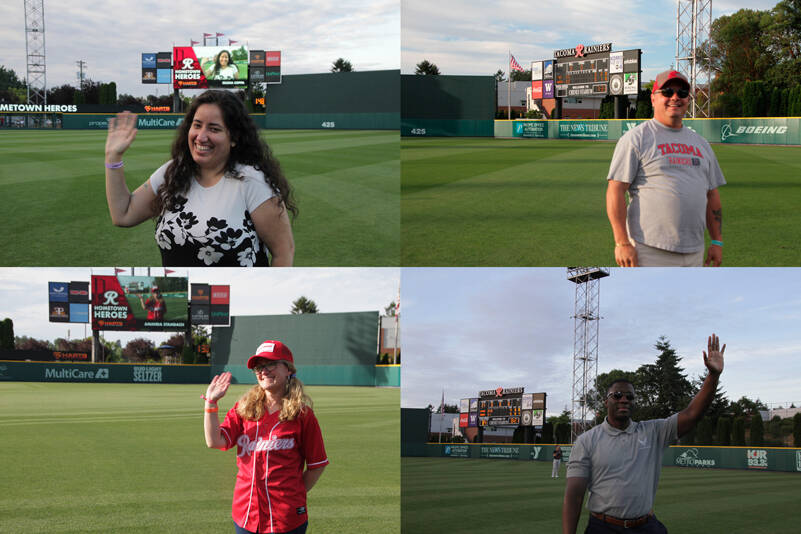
[
  {"x1": 462, "y1": 387, "x2": 546, "y2": 428},
  {"x1": 531, "y1": 43, "x2": 641, "y2": 98}
]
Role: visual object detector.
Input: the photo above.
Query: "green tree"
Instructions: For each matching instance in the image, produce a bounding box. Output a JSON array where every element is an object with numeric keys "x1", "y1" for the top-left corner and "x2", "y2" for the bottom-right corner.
[
  {"x1": 730, "y1": 396, "x2": 768, "y2": 417},
  {"x1": 635, "y1": 88, "x2": 653, "y2": 118},
  {"x1": 794, "y1": 413, "x2": 801, "y2": 446},
  {"x1": 742, "y1": 80, "x2": 769, "y2": 116},
  {"x1": 494, "y1": 69, "x2": 506, "y2": 82},
  {"x1": 0, "y1": 65, "x2": 25, "y2": 91},
  {"x1": 0, "y1": 318, "x2": 14, "y2": 350},
  {"x1": 768, "y1": 86, "x2": 782, "y2": 116},
  {"x1": 768, "y1": 415, "x2": 783, "y2": 438},
  {"x1": 732, "y1": 417, "x2": 746, "y2": 446},
  {"x1": 415, "y1": 60, "x2": 440, "y2": 76},
  {"x1": 749, "y1": 413, "x2": 764, "y2": 446},
  {"x1": 384, "y1": 301, "x2": 397, "y2": 316},
  {"x1": 599, "y1": 95, "x2": 615, "y2": 119},
  {"x1": 510, "y1": 69, "x2": 532, "y2": 82},
  {"x1": 291, "y1": 296, "x2": 318, "y2": 314},
  {"x1": 330, "y1": 58, "x2": 353, "y2": 73},
  {"x1": 716, "y1": 416, "x2": 731, "y2": 445},
  {"x1": 540, "y1": 422, "x2": 554, "y2": 443},
  {"x1": 696, "y1": 416, "x2": 714, "y2": 445}
]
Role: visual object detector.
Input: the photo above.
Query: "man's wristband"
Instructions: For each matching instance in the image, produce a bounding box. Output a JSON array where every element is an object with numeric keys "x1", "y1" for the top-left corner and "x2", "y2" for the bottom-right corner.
[{"x1": 710, "y1": 240, "x2": 723, "y2": 247}]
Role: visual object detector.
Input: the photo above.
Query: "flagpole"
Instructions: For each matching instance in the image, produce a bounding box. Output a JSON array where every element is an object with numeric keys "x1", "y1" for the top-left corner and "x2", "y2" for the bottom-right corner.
[
  {"x1": 508, "y1": 50, "x2": 512, "y2": 120},
  {"x1": 439, "y1": 389, "x2": 445, "y2": 443}
]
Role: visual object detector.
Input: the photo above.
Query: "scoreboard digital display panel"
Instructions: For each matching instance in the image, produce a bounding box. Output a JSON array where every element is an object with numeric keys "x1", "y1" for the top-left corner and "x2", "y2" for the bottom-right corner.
[
  {"x1": 543, "y1": 44, "x2": 641, "y2": 98},
  {"x1": 554, "y1": 53, "x2": 610, "y2": 97},
  {"x1": 475, "y1": 388, "x2": 547, "y2": 428}
]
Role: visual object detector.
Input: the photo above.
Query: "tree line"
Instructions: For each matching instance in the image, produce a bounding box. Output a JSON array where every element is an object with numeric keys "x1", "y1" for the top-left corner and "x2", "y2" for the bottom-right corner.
[{"x1": 591, "y1": 336, "x2": 801, "y2": 447}]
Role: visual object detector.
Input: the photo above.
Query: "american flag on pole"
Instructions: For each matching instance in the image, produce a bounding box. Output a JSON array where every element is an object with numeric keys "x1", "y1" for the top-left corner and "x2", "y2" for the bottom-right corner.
[{"x1": 510, "y1": 54, "x2": 524, "y2": 72}]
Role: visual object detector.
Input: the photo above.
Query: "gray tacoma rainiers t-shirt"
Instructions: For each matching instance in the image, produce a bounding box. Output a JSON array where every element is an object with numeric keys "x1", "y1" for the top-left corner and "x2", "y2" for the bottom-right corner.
[{"x1": 607, "y1": 119, "x2": 726, "y2": 253}]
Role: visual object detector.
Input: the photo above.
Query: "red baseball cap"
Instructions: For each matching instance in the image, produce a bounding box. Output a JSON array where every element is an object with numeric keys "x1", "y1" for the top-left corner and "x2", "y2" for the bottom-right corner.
[
  {"x1": 653, "y1": 70, "x2": 690, "y2": 92},
  {"x1": 246, "y1": 340, "x2": 294, "y2": 368}
]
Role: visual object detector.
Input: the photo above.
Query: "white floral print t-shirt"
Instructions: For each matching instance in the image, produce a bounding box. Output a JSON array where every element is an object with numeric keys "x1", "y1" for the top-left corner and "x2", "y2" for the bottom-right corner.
[{"x1": 149, "y1": 162, "x2": 275, "y2": 266}]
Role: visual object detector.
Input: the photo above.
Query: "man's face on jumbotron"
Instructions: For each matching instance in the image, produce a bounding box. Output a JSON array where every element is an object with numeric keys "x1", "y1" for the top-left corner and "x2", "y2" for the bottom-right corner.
[{"x1": 606, "y1": 382, "x2": 636, "y2": 423}]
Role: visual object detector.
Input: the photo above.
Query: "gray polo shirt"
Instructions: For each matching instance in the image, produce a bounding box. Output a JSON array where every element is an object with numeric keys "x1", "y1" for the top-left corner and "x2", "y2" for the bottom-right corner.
[
  {"x1": 607, "y1": 119, "x2": 726, "y2": 253},
  {"x1": 566, "y1": 413, "x2": 678, "y2": 518}
]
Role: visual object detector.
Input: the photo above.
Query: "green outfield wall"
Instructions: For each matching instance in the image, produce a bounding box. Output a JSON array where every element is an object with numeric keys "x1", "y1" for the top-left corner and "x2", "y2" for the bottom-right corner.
[
  {"x1": 402, "y1": 74, "x2": 495, "y2": 137},
  {"x1": 211, "y1": 312, "x2": 395, "y2": 387},
  {"x1": 0, "y1": 360, "x2": 210, "y2": 383},
  {"x1": 405, "y1": 442, "x2": 801, "y2": 473},
  {"x1": 497, "y1": 117, "x2": 801, "y2": 145},
  {"x1": 263, "y1": 70, "x2": 399, "y2": 130}
]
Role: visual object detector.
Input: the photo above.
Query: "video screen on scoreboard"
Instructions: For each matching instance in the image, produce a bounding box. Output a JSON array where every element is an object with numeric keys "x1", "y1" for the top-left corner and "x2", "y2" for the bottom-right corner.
[
  {"x1": 173, "y1": 45, "x2": 249, "y2": 89},
  {"x1": 91, "y1": 275, "x2": 188, "y2": 331}
]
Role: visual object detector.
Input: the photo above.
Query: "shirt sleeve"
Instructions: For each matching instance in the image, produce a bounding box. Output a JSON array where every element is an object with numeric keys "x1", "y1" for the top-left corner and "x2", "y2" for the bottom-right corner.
[
  {"x1": 606, "y1": 131, "x2": 641, "y2": 184},
  {"x1": 300, "y1": 408, "x2": 329, "y2": 470},
  {"x1": 566, "y1": 435, "x2": 590, "y2": 479},
  {"x1": 703, "y1": 140, "x2": 727, "y2": 189},
  {"x1": 218, "y1": 404, "x2": 244, "y2": 451},
  {"x1": 239, "y1": 166, "x2": 276, "y2": 213},
  {"x1": 654, "y1": 413, "x2": 679, "y2": 449},
  {"x1": 148, "y1": 161, "x2": 171, "y2": 195}
]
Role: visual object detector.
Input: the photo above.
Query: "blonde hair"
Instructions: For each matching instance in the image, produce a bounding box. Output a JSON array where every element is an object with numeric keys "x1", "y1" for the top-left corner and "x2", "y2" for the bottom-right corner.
[{"x1": 236, "y1": 360, "x2": 313, "y2": 422}]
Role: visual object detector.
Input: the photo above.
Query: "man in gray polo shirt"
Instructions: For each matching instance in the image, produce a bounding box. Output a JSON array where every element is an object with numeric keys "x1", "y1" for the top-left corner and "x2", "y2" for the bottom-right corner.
[
  {"x1": 606, "y1": 70, "x2": 726, "y2": 267},
  {"x1": 562, "y1": 334, "x2": 725, "y2": 533}
]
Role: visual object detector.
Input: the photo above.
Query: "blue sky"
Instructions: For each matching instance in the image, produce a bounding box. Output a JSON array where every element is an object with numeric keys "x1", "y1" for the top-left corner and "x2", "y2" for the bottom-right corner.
[
  {"x1": 0, "y1": 267, "x2": 399, "y2": 347},
  {"x1": 401, "y1": 0, "x2": 780, "y2": 82},
  {"x1": 401, "y1": 268, "x2": 801, "y2": 416},
  {"x1": 0, "y1": 0, "x2": 399, "y2": 98}
]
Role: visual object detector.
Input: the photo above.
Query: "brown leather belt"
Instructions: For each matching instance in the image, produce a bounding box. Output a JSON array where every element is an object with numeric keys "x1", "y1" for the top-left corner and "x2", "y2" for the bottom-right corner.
[{"x1": 591, "y1": 512, "x2": 652, "y2": 528}]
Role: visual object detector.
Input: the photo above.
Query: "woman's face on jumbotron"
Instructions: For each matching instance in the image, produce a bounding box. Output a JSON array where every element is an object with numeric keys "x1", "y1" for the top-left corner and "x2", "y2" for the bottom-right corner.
[{"x1": 218, "y1": 52, "x2": 230, "y2": 66}]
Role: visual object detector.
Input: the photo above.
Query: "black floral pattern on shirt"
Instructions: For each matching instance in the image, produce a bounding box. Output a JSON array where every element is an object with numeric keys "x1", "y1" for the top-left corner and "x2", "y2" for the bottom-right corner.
[{"x1": 155, "y1": 198, "x2": 268, "y2": 267}]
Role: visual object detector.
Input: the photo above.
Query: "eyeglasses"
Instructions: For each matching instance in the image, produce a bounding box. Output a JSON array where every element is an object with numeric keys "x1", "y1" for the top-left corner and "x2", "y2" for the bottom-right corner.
[
  {"x1": 253, "y1": 361, "x2": 280, "y2": 374},
  {"x1": 607, "y1": 391, "x2": 635, "y2": 401},
  {"x1": 655, "y1": 87, "x2": 689, "y2": 99}
]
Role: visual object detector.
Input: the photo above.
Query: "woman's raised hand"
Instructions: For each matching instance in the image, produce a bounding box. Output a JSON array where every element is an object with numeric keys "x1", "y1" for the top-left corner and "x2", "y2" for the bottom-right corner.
[{"x1": 105, "y1": 111, "x2": 138, "y2": 160}]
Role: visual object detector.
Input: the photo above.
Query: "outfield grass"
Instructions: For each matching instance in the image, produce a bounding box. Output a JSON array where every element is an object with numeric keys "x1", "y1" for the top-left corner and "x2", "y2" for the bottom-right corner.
[
  {"x1": 0, "y1": 129, "x2": 399, "y2": 266},
  {"x1": 402, "y1": 457, "x2": 800, "y2": 533},
  {"x1": 0, "y1": 382, "x2": 399, "y2": 534},
  {"x1": 401, "y1": 138, "x2": 801, "y2": 266}
]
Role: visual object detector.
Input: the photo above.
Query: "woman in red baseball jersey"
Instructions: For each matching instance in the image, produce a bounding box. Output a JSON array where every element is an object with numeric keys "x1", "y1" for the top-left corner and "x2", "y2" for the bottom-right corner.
[{"x1": 203, "y1": 340, "x2": 328, "y2": 534}]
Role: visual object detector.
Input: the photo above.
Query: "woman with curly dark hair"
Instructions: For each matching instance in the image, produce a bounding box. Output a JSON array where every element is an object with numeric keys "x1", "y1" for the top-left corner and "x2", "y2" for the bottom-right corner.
[{"x1": 104, "y1": 90, "x2": 296, "y2": 266}]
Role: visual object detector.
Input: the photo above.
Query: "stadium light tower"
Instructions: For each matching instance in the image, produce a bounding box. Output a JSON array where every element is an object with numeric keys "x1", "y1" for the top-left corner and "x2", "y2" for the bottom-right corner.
[
  {"x1": 24, "y1": 0, "x2": 47, "y2": 107},
  {"x1": 567, "y1": 267, "x2": 609, "y2": 442},
  {"x1": 675, "y1": 0, "x2": 713, "y2": 118}
]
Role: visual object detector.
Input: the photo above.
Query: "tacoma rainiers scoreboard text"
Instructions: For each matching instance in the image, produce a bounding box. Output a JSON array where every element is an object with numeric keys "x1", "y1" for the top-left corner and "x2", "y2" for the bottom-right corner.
[{"x1": 532, "y1": 43, "x2": 641, "y2": 98}]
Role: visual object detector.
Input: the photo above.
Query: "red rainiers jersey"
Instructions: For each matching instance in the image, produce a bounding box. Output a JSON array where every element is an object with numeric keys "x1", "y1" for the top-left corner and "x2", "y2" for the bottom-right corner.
[
  {"x1": 144, "y1": 297, "x2": 165, "y2": 320},
  {"x1": 219, "y1": 403, "x2": 328, "y2": 533}
]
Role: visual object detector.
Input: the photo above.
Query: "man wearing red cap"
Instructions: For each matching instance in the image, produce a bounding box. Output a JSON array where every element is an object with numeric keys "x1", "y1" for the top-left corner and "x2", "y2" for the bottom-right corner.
[
  {"x1": 203, "y1": 340, "x2": 328, "y2": 534},
  {"x1": 606, "y1": 70, "x2": 725, "y2": 267}
]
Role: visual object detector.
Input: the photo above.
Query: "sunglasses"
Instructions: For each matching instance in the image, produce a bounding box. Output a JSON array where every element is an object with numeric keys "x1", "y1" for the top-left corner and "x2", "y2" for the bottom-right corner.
[
  {"x1": 607, "y1": 391, "x2": 635, "y2": 401},
  {"x1": 253, "y1": 361, "x2": 281, "y2": 374},
  {"x1": 655, "y1": 87, "x2": 689, "y2": 99}
]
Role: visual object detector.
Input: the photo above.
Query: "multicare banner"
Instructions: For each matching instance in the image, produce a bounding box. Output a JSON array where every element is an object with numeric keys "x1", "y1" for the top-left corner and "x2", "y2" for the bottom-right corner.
[
  {"x1": 91, "y1": 275, "x2": 188, "y2": 331},
  {"x1": 173, "y1": 45, "x2": 249, "y2": 89}
]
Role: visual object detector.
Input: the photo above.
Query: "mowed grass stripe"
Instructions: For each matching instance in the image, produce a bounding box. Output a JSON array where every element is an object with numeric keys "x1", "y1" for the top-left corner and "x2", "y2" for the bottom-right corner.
[
  {"x1": 401, "y1": 137, "x2": 801, "y2": 266},
  {"x1": 0, "y1": 129, "x2": 399, "y2": 266},
  {"x1": 0, "y1": 383, "x2": 398, "y2": 534},
  {"x1": 402, "y1": 457, "x2": 801, "y2": 534}
]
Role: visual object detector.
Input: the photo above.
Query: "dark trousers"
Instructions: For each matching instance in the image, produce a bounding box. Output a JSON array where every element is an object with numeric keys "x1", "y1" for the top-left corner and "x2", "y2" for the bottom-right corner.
[
  {"x1": 585, "y1": 515, "x2": 667, "y2": 534},
  {"x1": 234, "y1": 520, "x2": 308, "y2": 534}
]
